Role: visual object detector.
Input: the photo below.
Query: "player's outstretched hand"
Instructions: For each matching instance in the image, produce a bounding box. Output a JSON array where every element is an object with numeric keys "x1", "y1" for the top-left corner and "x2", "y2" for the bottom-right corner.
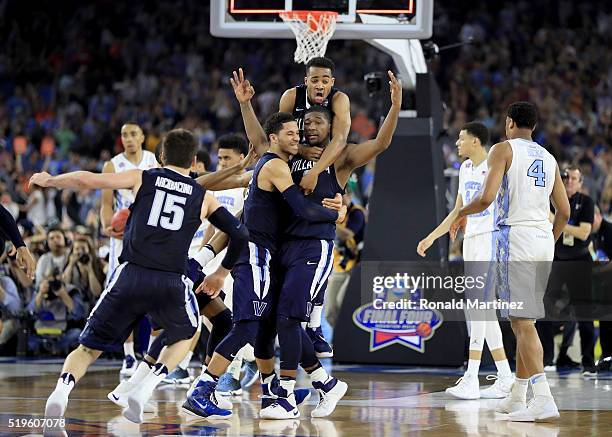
[
  {"x1": 336, "y1": 204, "x2": 347, "y2": 224},
  {"x1": 322, "y1": 193, "x2": 343, "y2": 211},
  {"x1": 416, "y1": 237, "x2": 433, "y2": 257},
  {"x1": 103, "y1": 225, "x2": 124, "y2": 240},
  {"x1": 240, "y1": 144, "x2": 259, "y2": 169},
  {"x1": 449, "y1": 216, "x2": 467, "y2": 241},
  {"x1": 10, "y1": 245, "x2": 36, "y2": 279},
  {"x1": 230, "y1": 67, "x2": 255, "y2": 104},
  {"x1": 197, "y1": 270, "x2": 226, "y2": 299},
  {"x1": 28, "y1": 172, "x2": 52, "y2": 189},
  {"x1": 388, "y1": 71, "x2": 402, "y2": 108}
]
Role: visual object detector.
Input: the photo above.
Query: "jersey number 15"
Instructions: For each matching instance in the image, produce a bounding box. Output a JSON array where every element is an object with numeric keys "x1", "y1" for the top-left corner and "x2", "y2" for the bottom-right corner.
[
  {"x1": 527, "y1": 159, "x2": 546, "y2": 187},
  {"x1": 147, "y1": 189, "x2": 186, "y2": 230}
]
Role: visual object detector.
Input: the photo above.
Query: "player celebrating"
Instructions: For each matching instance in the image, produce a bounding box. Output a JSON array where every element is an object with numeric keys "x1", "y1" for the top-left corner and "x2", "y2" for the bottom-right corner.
[
  {"x1": 234, "y1": 68, "x2": 402, "y2": 419},
  {"x1": 101, "y1": 122, "x2": 158, "y2": 377},
  {"x1": 452, "y1": 102, "x2": 570, "y2": 422},
  {"x1": 417, "y1": 122, "x2": 515, "y2": 399},
  {"x1": 33, "y1": 129, "x2": 249, "y2": 424}
]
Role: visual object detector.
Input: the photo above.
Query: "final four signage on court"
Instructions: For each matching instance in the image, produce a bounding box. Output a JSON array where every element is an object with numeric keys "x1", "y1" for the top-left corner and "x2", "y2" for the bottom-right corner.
[{"x1": 352, "y1": 287, "x2": 443, "y2": 353}]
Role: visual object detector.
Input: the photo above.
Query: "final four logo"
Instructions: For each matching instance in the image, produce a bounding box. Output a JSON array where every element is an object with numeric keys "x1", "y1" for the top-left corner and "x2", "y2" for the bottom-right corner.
[{"x1": 352, "y1": 287, "x2": 443, "y2": 353}]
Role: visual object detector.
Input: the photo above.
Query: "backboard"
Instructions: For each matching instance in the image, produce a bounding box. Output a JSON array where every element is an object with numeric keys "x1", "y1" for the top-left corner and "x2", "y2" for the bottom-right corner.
[{"x1": 211, "y1": 1, "x2": 433, "y2": 40}]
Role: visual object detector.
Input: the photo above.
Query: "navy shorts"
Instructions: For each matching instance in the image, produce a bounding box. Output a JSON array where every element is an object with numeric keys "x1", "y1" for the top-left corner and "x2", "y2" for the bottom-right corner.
[
  {"x1": 276, "y1": 239, "x2": 334, "y2": 321},
  {"x1": 79, "y1": 263, "x2": 200, "y2": 351},
  {"x1": 231, "y1": 242, "x2": 277, "y2": 322}
]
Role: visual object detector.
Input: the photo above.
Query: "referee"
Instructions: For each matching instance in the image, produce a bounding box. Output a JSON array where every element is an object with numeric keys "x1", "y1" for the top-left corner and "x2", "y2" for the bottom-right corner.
[{"x1": 537, "y1": 166, "x2": 596, "y2": 375}]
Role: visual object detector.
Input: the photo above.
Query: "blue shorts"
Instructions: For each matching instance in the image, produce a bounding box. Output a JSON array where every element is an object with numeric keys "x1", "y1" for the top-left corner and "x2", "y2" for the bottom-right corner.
[
  {"x1": 79, "y1": 263, "x2": 200, "y2": 351},
  {"x1": 231, "y1": 242, "x2": 277, "y2": 322},
  {"x1": 276, "y1": 239, "x2": 334, "y2": 321}
]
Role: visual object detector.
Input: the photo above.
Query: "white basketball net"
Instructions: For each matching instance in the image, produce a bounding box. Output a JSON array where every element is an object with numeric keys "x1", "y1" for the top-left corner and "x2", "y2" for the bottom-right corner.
[{"x1": 280, "y1": 11, "x2": 338, "y2": 64}]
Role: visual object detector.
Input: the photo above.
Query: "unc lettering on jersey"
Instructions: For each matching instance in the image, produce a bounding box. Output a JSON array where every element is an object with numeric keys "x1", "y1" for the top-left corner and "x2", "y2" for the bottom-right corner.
[{"x1": 154, "y1": 176, "x2": 193, "y2": 195}]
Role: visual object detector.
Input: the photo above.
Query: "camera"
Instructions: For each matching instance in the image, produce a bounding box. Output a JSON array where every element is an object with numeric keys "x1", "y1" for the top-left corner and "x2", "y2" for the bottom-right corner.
[
  {"x1": 364, "y1": 72, "x2": 385, "y2": 97},
  {"x1": 79, "y1": 253, "x2": 90, "y2": 264},
  {"x1": 561, "y1": 169, "x2": 569, "y2": 180}
]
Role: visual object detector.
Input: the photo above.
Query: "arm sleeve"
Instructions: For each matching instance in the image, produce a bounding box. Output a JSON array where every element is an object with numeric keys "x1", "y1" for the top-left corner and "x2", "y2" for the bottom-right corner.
[
  {"x1": 207, "y1": 207, "x2": 249, "y2": 270},
  {"x1": 281, "y1": 185, "x2": 339, "y2": 223},
  {"x1": 0, "y1": 204, "x2": 25, "y2": 248}
]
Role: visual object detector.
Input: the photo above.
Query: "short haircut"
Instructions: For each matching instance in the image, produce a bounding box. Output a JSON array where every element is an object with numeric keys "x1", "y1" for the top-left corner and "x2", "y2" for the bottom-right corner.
[
  {"x1": 565, "y1": 164, "x2": 583, "y2": 181},
  {"x1": 154, "y1": 141, "x2": 163, "y2": 163},
  {"x1": 217, "y1": 133, "x2": 248, "y2": 156},
  {"x1": 304, "y1": 105, "x2": 332, "y2": 124},
  {"x1": 263, "y1": 112, "x2": 296, "y2": 139},
  {"x1": 122, "y1": 121, "x2": 142, "y2": 132},
  {"x1": 162, "y1": 129, "x2": 198, "y2": 168},
  {"x1": 461, "y1": 121, "x2": 489, "y2": 146},
  {"x1": 196, "y1": 150, "x2": 211, "y2": 169},
  {"x1": 507, "y1": 102, "x2": 538, "y2": 129},
  {"x1": 306, "y1": 57, "x2": 335, "y2": 74}
]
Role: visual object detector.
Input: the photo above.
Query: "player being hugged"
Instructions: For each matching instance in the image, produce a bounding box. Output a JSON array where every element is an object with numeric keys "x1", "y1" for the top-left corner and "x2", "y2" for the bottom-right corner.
[{"x1": 31, "y1": 129, "x2": 249, "y2": 424}]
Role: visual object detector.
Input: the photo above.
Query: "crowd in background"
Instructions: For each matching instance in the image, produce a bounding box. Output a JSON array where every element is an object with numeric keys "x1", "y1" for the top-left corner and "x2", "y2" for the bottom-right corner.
[{"x1": 0, "y1": 0, "x2": 610, "y2": 356}]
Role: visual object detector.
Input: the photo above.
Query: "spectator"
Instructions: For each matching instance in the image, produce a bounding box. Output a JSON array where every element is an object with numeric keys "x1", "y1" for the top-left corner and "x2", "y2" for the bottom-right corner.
[
  {"x1": 61, "y1": 238, "x2": 104, "y2": 306},
  {"x1": 592, "y1": 206, "x2": 612, "y2": 370},
  {"x1": 35, "y1": 229, "x2": 69, "y2": 287},
  {"x1": 0, "y1": 257, "x2": 23, "y2": 352}
]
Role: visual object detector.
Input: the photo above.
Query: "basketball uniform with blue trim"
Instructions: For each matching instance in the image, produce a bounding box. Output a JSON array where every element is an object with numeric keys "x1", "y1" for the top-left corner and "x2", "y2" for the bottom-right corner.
[
  {"x1": 495, "y1": 138, "x2": 556, "y2": 319},
  {"x1": 80, "y1": 168, "x2": 204, "y2": 350},
  {"x1": 231, "y1": 152, "x2": 284, "y2": 322},
  {"x1": 276, "y1": 155, "x2": 344, "y2": 320},
  {"x1": 107, "y1": 151, "x2": 158, "y2": 285}
]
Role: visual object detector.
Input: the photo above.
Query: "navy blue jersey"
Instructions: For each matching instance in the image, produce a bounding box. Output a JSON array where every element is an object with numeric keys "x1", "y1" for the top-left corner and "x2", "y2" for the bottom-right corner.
[
  {"x1": 242, "y1": 152, "x2": 285, "y2": 253},
  {"x1": 292, "y1": 84, "x2": 339, "y2": 144},
  {"x1": 284, "y1": 156, "x2": 344, "y2": 240},
  {"x1": 120, "y1": 168, "x2": 205, "y2": 274}
]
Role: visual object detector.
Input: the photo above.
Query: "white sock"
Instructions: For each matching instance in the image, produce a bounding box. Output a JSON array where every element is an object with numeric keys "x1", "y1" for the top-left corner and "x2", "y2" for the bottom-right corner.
[
  {"x1": 137, "y1": 364, "x2": 168, "y2": 398},
  {"x1": 495, "y1": 359, "x2": 512, "y2": 378},
  {"x1": 530, "y1": 373, "x2": 552, "y2": 398},
  {"x1": 309, "y1": 366, "x2": 332, "y2": 384},
  {"x1": 308, "y1": 305, "x2": 323, "y2": 329},
  {"x1": 512, "y1": 377, "x2": 529, "y2": 401},
  {"x1": 466, "y1": 359, "x2": 480, "y2": 377},
  {"x1": 228, "y1": 349, "x2": 244, "y2": 380},
  {"x1": 178, "y1": 351, "x2": 193, "y2": 370},
  {"x1": 242, "y1": 343, "x2": 255, "y2": 362},
  {"x1": 55, "y1": 373, "x2": 76, "y2": 397},
  {"x1": 123, "y1": 342, "x2": 135, "y2": 358},
  {"x1": 279, "y1": 378, "x2": 296, "y2": 396},
  {"x1": 148, "y1": 334, "x2": 157, "y2": 350},
  {"x1": 127, "y1": 361, "x2": 154, "y2": 385}
]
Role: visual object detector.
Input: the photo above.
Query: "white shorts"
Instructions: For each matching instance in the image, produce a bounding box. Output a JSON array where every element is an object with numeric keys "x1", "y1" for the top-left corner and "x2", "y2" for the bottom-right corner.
[
  {"x1": 463, "y1": 231, "x2": 496, "y2": 262},
  {"x1": 495, "y1": 225, "x2": 554, "y2": 319}
]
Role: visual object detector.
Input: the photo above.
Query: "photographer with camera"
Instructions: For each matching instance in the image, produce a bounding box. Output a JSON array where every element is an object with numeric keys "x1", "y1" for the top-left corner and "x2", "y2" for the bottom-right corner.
[
  {"x1": 0, "y1": 252, "x2": 23, "y2": 353},
  {"x1": 27, "y1": 266, "x2": 84, "y2": 355},
  {"x1": 61, "y1": 238, "x2": 104, "y2": 307}
]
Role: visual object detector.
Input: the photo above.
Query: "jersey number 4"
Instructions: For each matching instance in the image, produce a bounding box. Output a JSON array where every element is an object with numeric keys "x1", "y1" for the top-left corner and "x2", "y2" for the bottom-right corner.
[
  {"x1": 147, "y1": 189, "x2": 186, "y2": 230},
  {"x1": 527, "y1": 159, "x2": 546, "y2": 187}
]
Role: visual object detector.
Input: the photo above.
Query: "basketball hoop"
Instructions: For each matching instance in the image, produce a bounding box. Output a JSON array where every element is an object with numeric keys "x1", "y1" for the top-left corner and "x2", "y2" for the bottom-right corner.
[{"x1": 279, "y1": 10, "x2": 338, "y2": 64}]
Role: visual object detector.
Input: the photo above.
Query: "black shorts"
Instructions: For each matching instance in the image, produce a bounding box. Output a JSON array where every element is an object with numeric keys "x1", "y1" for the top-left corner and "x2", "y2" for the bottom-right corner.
[{"x1": 79, "y1": 263, "x2": 200, "y2": 350}]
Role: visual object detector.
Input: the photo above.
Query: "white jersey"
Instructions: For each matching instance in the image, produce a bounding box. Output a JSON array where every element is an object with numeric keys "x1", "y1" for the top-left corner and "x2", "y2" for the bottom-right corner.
[
  {"x1": 189, "y1": 187, "x2": 245, "y2": 257},
  {"x1": 107, "y1": 150, "x2": 158, "y2": 283},
  {"x1": 458, "y1": 158, "x2": 496, "y2": 237},
  {"x1": 497, "y1": 138, "x2": 556, "y2": 232}
]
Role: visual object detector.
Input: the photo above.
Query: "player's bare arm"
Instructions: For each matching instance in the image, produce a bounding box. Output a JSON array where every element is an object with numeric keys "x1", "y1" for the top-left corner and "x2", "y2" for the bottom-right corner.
[
  {"x1": 550, "y1": 165, "x2": 571, "y2": 242},
  {"x1": 231, "y1": 68, "x2": 268, "y2": 156},
  {"x1": 301, "y1": 91, "x2": 351, "y2": 194},
  {"x1": 455, "y1": 141, "x2": 511, "y2": 219},
  {"x1": 337, "y1": 71, "x2": 401, "y2": 185},
  {"x1": 417, "y1": 192, "x2": 464, "y2": 257},
  {"x1": 29, "y1": 169, "x2": 143, "y2": 193}
]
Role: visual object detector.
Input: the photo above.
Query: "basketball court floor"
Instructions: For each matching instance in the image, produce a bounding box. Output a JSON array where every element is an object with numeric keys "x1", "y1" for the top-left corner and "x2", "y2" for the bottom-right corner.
[{"x1": 1, "y1": 358, "x2": 610, "y2": 436}]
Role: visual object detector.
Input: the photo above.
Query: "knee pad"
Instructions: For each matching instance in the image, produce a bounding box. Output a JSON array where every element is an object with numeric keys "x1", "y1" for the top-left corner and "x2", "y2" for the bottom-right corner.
[
  {"x1": 207, "y1": 308, "x2": 233, "y2": 358},
  {"x1": 214, "y1": 320, "x2": 257, "y2": 361},
  {"x1": 255, "y1": 319, "x2": 276, "y2": 360},
  {"x1": 277, "y1": 315, "x2": 302, "y2": 370},
  {"x1": 146, "y1": 331, "x2": 167, "y2": 361}
]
